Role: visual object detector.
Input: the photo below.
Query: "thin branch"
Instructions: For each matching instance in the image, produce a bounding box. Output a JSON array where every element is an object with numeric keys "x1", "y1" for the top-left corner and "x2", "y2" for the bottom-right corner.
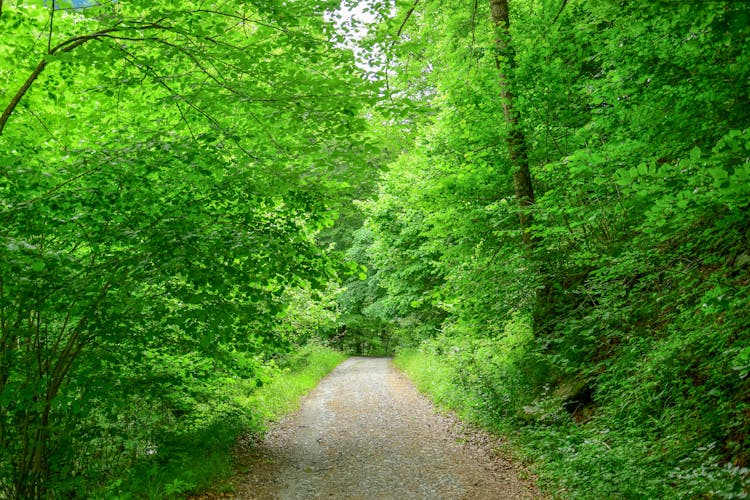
[
  {"x1": 113, "y1": 44, "x2": 259, "y2": 159},
  {"x1": 169, "y1": 7, "x2": 331, "y2": 45},
  {"x1": 471, "y1": 0, "x2": 479, "y2": 51},
  {"x1": 552, "y1": 0, "x2": 569, "y2": 24},
  {"x1": 397, "y1": 0, "x2": 420, "y2": 38},
  {"x1": 47, "y1": 25, "x2": 128, "y2": 54},
  {"x1": 1, "y1": 165, "x2": 101, "y2": 224},
  {"x1": 34, "y1": 309, "x2": 43, "y2": 379},
  {"x1": 384, "y1": 60, "x2": 393, "y2": 103},
  {"x1": 175, "y1": 101, "x2": 197, "y2": 142},
  {"x1": 0, "y1": 59, "x2": 49, "y2": 136},
  {"x1": 27, "y1": 108, "x2": 69, "y2": 153},
  {"x1": 246, "y1": 107, "x2": 283, "y2": 151},
  {"x1": 101, "y1": 34, "x2": 235, "y2": 95},
  {"x1": 384, "y1": 0, "x2": 422, "y2": 105},
  {"x1": 48, "y1": 1, "x2": 56, "y2": 54},
  {"x1": 246, "y1": 93, "x2": 374, "y2": 103}
]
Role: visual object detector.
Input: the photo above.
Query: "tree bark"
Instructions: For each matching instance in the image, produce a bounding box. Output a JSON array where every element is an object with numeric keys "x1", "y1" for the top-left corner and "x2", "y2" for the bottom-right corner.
[
  {"x1": 489, "y1": 0, "x2": 536, "y2": 249},
  {"x1": 489, "y1": 0, "x2": 560, "y2": 336}
]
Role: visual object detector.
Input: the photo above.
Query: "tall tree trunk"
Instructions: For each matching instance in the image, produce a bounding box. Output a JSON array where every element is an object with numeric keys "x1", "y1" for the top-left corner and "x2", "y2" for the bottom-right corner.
[
  {"x1": 489, "y1": 0, "x2": 536, "y2": 249},
  {"x1": 489, "y1": 0, "x2": 561, "y2": 335}
]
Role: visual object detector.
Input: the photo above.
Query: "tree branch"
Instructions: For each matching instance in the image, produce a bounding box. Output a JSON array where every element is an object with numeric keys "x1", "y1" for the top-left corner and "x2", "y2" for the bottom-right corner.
[
  {"x1": 27, "y1": 108, "x2": 69, "y2": 153},
  {"x1": 552, "y1": 0, "x2": 569, "y2": 24},
  {"x1": 113, "y1": 43, "x2": 260, "y2": 160},
  {"x1": 471, "y1": 0, "x2": 479, "y2": 51},
  {"x1": 0, "y1": 59, "x2": 49, "y2": 136},
  {"x1": 397, "y1": 0, "x2": 420, "y2": 38},
  {"x1": 48, "y1": 1, "x2": 56, "y2": 54},
  {"x1": 0, "y1": 23, "x2": 165, "y2": 136}
]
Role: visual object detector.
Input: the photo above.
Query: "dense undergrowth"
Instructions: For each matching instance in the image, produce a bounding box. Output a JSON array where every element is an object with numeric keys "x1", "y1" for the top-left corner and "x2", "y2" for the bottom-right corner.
[
  {"x1": 98, "y1": 344, "x2": 345, "y2": 499},
  {"x1": 395, "y1": 309, "x2": 750, "y2": 499}
]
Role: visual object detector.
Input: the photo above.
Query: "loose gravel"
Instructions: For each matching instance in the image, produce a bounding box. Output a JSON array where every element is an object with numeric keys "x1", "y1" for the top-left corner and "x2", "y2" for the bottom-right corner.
[{"x1": 233, "y1": 357, "x2": 542, "y2": 499}]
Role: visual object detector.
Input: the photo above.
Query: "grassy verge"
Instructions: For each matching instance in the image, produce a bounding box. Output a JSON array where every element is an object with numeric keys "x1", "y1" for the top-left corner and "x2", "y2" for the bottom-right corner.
[
  {"x1": 393, "y1": 348, "x2": 472, "y2": 417},
  {"x1": 395, "y1": 343, "x2": 750, "y2": 499},
  {"x1": 394, "y1": 347, "x2": 551, "y2": 494},
  {"x1": 102, "y1": 344, "x2": 346, "y2": 499},
  {"x1": 241, "y1": 345, "x2": 347, "y2": 429}
]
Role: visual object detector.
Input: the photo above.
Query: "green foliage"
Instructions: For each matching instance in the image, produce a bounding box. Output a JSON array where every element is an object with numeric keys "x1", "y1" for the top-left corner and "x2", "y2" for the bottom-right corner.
[
  {"x1": 0, "y1": 0, "x2": 374, "y2": 497},
  {"x1": 241, "y1": 344, "x2": 347, "y2": 430},
  {"x1": 366, "y1": 0, "x2": 750, "y2": 497},
  {"x1": 2, "y1": 0, "x2": 750, "y2": 497},
  {"x1": 97, "y1": 344, "x2": 345, "y2": 499},
  {"x1": 274, "y1": 285, "x2": 342, "y2": 347},
  {"x1": 332, "y1": 224, "x2": 400, "y2": 356},
  {"x1": 395, "y1": 313, "x2": 544, "y2": 426}
]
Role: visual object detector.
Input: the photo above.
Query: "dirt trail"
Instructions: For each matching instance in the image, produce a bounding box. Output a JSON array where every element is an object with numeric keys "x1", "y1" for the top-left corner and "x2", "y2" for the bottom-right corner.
[{"x1": 234, "y1": 357, "x2": 541, "y2": 499}]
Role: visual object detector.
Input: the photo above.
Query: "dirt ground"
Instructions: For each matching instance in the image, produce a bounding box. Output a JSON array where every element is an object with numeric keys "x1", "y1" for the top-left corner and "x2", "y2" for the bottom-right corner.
[{"x1": 231, "y1": 357, "x2": 542, "y2": 499}]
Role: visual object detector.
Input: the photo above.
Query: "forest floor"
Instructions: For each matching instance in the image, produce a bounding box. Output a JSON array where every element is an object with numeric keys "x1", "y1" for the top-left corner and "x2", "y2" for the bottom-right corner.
[{"x1": 228, "y1": 357, "x2": 542, "y2": 499}]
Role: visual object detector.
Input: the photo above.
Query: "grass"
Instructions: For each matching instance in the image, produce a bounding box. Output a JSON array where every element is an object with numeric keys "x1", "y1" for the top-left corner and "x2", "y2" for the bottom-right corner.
[
  {"x1": 100, "y1": 344, "x2": 346, "y2": 499},
  {"x1": 393, "y1": 348, "x2": 469, "y2": 414},
  {"x1": 243, "y1": 344, "x2": 348, "y2": 429},
  {"x1": 394, "y1": 344, "x2": 750, "y2": 499}
]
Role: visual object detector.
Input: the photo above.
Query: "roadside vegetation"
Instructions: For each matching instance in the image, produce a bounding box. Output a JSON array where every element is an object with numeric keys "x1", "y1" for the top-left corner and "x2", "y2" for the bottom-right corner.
[
  {"x1": 1, "y1": 2, "x2": 358, "y2": 497},
  {"x1": 346, "y1": 1, "x2": 750, "y2": 498},
  {"x1": 102, "y1": 345, "x2": 345, "y2": 499},
  {"x1": 2, "y1": 0, "x2": 748, "y2": 498}
]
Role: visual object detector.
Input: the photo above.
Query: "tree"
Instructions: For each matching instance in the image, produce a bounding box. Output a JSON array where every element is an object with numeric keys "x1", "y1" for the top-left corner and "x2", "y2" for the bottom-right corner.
[
  {"x1": 489, "y1": 0, "x2": 535, "y2": 248},
  {"x1": 356, "y1": 0, "x2": 750, "y2": 495},
  {"x1": 0, "y1": 1, "x2": 375, "y2": 496}
]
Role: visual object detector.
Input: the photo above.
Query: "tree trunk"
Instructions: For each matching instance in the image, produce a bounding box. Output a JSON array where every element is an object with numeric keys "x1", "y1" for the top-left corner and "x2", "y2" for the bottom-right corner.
[
  {"x1": 489, "y1": 0, "x2": 536, "y2": 249},
  {"x1": 489, "y1": 0, "x2": 562, "y2": 336}
]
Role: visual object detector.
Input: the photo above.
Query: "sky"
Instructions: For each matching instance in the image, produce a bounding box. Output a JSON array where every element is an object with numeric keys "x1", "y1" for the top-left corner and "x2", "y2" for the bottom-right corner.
[{"x1": 331, "y1": 0, "x2": 390, "y2": 75}]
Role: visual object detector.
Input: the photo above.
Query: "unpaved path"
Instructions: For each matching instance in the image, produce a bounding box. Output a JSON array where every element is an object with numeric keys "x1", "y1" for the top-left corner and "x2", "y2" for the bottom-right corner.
[{"x1": 233, "y1": 357, "x2": 541, "y2": 499}]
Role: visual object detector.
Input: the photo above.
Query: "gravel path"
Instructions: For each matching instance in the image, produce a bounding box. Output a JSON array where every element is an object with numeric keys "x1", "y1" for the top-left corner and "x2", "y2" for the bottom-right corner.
[{"x1": 233, "y1": 357, "x2": 541, "y2": 499}]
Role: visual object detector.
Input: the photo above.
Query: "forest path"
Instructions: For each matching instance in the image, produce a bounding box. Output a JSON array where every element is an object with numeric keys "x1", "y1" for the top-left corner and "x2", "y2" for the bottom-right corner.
[{"x1": 233, "y1": 357, "x2": 541, "y2": 499}]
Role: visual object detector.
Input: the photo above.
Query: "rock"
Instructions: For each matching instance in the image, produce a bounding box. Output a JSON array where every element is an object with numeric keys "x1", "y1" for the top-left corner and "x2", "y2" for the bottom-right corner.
[{"x1": 735, "y1": 252, "x2": 750, "y2": 268}]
